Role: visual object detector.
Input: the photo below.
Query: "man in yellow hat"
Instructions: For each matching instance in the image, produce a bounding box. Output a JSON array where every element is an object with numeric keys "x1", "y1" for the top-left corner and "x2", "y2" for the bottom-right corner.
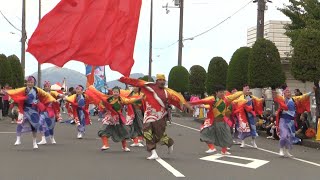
[{"x1": 120, "y1": 74, "x2": 192, "y2": 160}]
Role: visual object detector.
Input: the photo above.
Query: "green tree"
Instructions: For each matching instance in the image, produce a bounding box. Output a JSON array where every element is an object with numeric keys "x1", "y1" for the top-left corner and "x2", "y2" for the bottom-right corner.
[
  {"x1": 8, "y1": 55, "x2": 24, "y2": 88},
  {"x1": 226, "y1": 47, "x2": 251, "y2": 91},
  {"x1": 248, "y1": 39, "x2": 285, "y2": 88},
  {"x1": 168, "y1": 66, "x2": 189, "y2": 93},
  {"x1": 279, "y1": 0, "x2": 320, "y2": 47},
  {"x1": 280, "y1": 0, "x2": 320, "y2": 117},
  {"x1": 139, "y1": 75, "x2": 154, "y2": 82},
  {"x1": 189, "y1": 65, "x2": 206, "y2": 96},
  {"x1": 0, "y1": 54, "x2": 13, "y2": 86},
  {"x1": 290, "y1": 29, "x2": 320, "y2": 82},
  {"x1": 206, "y1": 57, "x2": 228, "y2": 95}
]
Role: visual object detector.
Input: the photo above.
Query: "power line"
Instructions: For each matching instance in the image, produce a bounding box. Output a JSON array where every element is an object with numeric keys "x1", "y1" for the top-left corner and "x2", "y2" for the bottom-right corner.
[
  {"x1": 184, "y1": 0, "x2": 252, "y2": 40},
  {"x1": 0, "y1": 10, "x2": 21, "y2": 32},
  {"x1": 154, "y1": 0, "x2": 252, "y2": 50},
  {"x1": 154, "y1": 40, "x2": 178, "y2": 50}
]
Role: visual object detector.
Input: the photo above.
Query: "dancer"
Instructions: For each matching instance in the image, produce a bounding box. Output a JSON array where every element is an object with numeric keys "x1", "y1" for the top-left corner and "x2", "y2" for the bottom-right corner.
[
  {"x1": 86, "y1": 86, "x2": 143, "y2": 152},
  {"x1": 233, "y1": 85, "x2": 264, "y2": 148},
  {"x1": 37, "y1": 81, "x2": 64, "y2": 145},
  {"x1": 119, "y1": 74, "x2": 192, "y2": 160},
  {"x1": 65, "y1": 87, "x2": 75, "y2": 123},
  {"x1": 65, "y1": 85, "x2": 91, "y2": 139},
  {"x1": 273, "y1": 85, "x2": 313, "y2": 157},
  {"x1": 190, "y1": 85, "x2": 243, "y2": 155},
  {"x1": 228, "y1": 89, "x2": 242, "y2": 145},
  {"x1": 128, "y1": 86, "x2": 145, "y2": 147},
  {"x1": 6, "y1": 76, "x2": 55, "y2": 149}
]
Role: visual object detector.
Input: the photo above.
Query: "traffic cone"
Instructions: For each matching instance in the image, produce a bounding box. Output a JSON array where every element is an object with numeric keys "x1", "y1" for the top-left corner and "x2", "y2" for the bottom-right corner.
[{"x1": 316, "y1": 118, "x2": 320, "y2": 141}]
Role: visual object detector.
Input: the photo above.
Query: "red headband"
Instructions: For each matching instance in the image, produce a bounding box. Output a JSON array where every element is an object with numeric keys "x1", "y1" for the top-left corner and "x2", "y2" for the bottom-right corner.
[
  {"x1": 76, "y1": 85, "x2": 83, "y2": 91},
  {"x1": 44, "y1": 81, "x2": 51, "y2": 87}
]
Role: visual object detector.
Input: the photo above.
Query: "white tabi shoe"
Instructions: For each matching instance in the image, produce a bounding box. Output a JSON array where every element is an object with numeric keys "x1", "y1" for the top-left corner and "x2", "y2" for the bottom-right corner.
[
  {"x1": 50, "y1": 136, "x2": 56, "y2": 144},
  {"x1": 130, "y1": 143, "x2": 144, "y2": 147},
  {"x1": 279, "y1": 148, "x2": 285, "y2": 157},
  {"x1": 101, "y1": 145, "x2": 110, "y2": 151},
  {"x1": 168, "y1": 145, "x2": 174, "y2": 154},
  {"x1": 147, "y1": 150, "x2": 159, "y2": 160},
  {"x1": 77, "y1": 132, "x2": 83, "y2": 139},
  {"x1": 14, "y1": 136, "x2": 21, "y2": 146},
  {"x1": 233, "y1": 140, "x2": 241, "y2": 145},
  {"x1": 205, "y1": 148, "x2": 217, "y2": 154},
  {"x1": 251, "y1": 140, "x2": 258, "y2": 149},
  {"x1": 240, "y1": 140, "x2": 245, "y2": 148},
  {"x1": 122, "y1": 147, "x2": 131, "y2": 152},
  {"x1": 33, "y1": 139, "x2": 38, "y2": 149},
  {"x1": 284, "y1": 148, "x2": 293, "y2": 158},
  {"x1": 37, "y1": 136, "x2": 47, "y2": 145},
  {"x1": 221, "y1": 151, "x2": 231, "y2": 155}
]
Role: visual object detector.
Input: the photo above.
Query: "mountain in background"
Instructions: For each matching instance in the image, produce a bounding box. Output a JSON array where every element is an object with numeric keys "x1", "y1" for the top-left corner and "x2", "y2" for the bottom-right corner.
[
  {"x1": 30, "y1": 67, "x2": 86, "y2": 88},
  {"x1": 106, "y1": 73, "x2": 156, "y2": 89},
  {"x1": 29, "y1": 67, "x2": 155, "y2": 89}
]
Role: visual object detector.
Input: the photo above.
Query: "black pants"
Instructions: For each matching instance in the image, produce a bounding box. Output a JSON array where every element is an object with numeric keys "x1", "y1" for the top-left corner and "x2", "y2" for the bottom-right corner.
[
  {"x1": 266, "y1": 127, "x2": 272, "y2": 136},
  {"x1": 266, "y1": 126, "x2": 279, "y2": 140},
  {"x1": 3, "y1": 100, "x2": 9, "y2": 116}
]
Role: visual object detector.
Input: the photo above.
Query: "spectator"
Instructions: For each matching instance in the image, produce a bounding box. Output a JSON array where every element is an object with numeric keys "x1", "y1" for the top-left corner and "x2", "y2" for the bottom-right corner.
[
  {"x1": 60, "y1": 87, "x2": 66, "y2": 113},
  {"x1": 294, "y1": 89, "x2": 303, "y2": 96},
  {"x1": 8, "y1": 99, "x2": 18, "y2": 124},
  {"x1": 0, "y1": 85, "x2": 3, "y2": 120},
  {"x1": 264, "y1": 111, "x2": 279, "y2": 140},
  {"x1": 2, "y1": 84, "x2": 10, "y2": 117},
  {"x1": 295, "y1": 113, "x2": 310, "y2": 141},
  {"x1": 262, "y1": 109, "x2": 273, "y2": 127}
]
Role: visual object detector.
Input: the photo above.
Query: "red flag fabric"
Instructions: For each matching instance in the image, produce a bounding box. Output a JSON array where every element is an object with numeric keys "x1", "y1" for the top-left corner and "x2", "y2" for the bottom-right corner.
[{"x1": 27, "y1": 0, "x2": 142, "y2": 77}]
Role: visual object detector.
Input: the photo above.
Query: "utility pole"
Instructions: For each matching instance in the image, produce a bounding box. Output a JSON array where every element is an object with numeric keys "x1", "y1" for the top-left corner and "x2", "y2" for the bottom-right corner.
[
  {"x1": 254, "y1": 0, "x2": 272, "y2": 39},
  {"x1": 177, "y1": 0, "x2": 184, "y2": 66},
  {"x1": 21, "y1": 0, "x2": 26, "y2": 76},
  {"x1": 38, "y1": 0, "x2": 41, "y2": 87},
  {"x1": 148, "y1": 0, "x2": 153, "y2": 81}
]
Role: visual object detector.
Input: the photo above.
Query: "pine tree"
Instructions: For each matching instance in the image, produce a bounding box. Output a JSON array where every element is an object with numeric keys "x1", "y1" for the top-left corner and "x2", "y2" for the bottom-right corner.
[
  {"x1": 248, "y1": 39, "x2": 285, "y2": 88},
  {"x1": 226, "y1": 47, "x2": 251, "y2": 91},
  {"x1": 8, "y1": 55, "x2": 24, "y2": 88},
  {"x1": 189, "y1": 65, "x2": 206, "y2": 96},
  {"x1": 168, "y1": 66, "x2": 189, "y2": 93},
  {"x1": 206, "y1": 57, "x2": 228, "y2": 95}
]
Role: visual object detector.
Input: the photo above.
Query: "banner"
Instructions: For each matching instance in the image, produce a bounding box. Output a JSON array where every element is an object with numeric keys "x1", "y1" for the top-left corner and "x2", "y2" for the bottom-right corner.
[{"x1": 85, "y1": 65, "x2": 106, "y2": 91}]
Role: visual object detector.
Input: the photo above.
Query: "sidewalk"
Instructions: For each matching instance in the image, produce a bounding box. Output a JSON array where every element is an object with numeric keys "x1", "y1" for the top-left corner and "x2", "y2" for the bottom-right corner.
[{"x1": 192, "y1": 117, "x2": 320, "y2": 150}]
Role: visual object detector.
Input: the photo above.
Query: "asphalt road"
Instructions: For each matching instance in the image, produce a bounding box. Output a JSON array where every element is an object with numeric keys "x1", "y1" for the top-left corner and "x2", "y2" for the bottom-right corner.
[{"x1": 0, "y1": 115, "x2": 319, "y2": 180}]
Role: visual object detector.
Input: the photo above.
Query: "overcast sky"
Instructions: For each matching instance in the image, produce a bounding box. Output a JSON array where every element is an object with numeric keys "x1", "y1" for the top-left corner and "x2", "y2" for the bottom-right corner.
[{"x1": 0, "y1": 0, "x2": 290, "y2": 82}]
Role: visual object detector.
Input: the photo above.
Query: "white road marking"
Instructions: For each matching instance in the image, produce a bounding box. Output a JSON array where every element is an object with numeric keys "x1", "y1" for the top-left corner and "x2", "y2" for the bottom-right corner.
[
  {"x1": 172, "y1": 122, "x2": 200, "y2": 132},
  {"x1": 0, "y1": 132, "x2": 16, "y2": 134},
  {"x1": 173, "y1": 122, "x2": 320, "y2": 167},
  {"x1": 156, "y1": 158, "x2": 185, "y2": 178},
  {"x1": 200, "y1": 154, "x2": 269, "y2": 169}
]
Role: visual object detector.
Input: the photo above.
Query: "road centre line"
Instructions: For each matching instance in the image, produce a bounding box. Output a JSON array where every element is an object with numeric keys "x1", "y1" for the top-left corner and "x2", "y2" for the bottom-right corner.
[
  {"x1": 0, "y1": 132, "x2": 16, "y2": 134},
  {"x1": 172, "y1": 122, "x2": 200, "y2": 132},
  {"x1": 172, "y1": 122, "x2": 320, "y2": 167}
]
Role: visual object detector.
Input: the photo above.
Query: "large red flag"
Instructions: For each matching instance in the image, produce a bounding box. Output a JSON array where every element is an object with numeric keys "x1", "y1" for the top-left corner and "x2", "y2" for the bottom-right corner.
[{"x1": 27, "y1": 0, "x2": 142, "y2": 77}]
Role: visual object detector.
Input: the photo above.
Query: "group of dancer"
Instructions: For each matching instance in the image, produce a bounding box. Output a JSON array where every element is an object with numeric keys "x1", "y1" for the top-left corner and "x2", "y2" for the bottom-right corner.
[
  {"x1": 190, "y1": 84, "x2": 312, "y2": 157},
  {"x1": 4, "y1": 74, "x2": 314, "y2": 159}
]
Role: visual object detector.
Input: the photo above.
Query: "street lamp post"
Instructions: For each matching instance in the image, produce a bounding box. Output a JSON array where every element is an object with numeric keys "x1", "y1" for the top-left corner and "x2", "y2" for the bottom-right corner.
[
  {"x1": 177, "y1": 0, "x2": 184, "y2": 66},
  {"x1": 163, "y1": 0, "x2": 184, "y2": 66},
  {"x1": 148, "y1": 0, "x2": 153, "y2": 81}
]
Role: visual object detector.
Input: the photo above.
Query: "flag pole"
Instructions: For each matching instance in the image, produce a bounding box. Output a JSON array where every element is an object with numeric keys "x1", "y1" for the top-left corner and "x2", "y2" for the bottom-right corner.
[{"x1": 104, "y1": 66, "x2": 107, "y2": 94}]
